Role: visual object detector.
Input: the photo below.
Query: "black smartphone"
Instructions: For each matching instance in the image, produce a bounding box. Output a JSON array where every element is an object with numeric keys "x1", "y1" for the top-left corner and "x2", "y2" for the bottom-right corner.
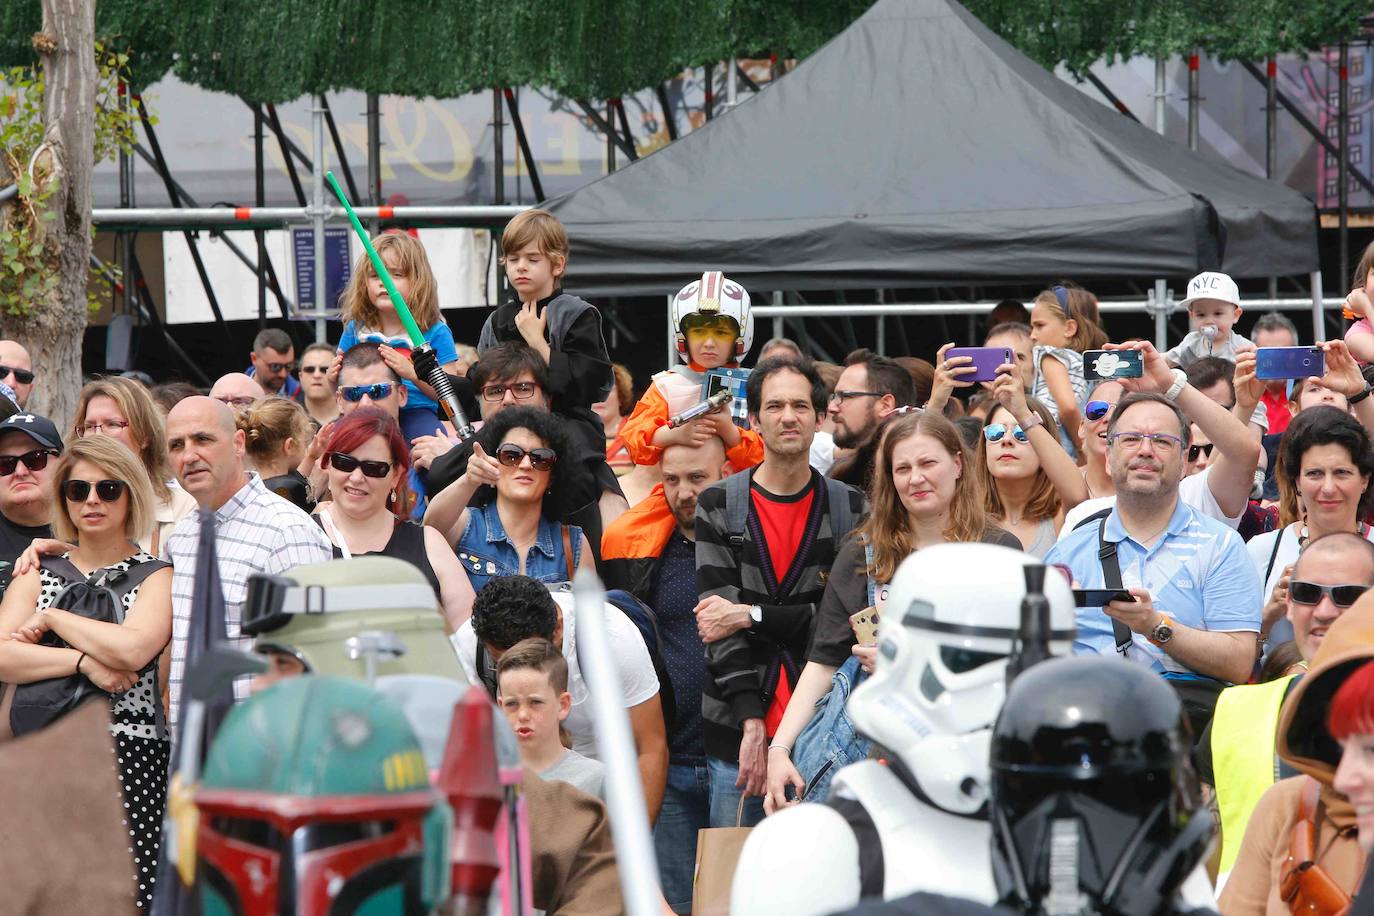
[{"x1": 1072, "y1": 588, "x2": 1134, "y2": 607}]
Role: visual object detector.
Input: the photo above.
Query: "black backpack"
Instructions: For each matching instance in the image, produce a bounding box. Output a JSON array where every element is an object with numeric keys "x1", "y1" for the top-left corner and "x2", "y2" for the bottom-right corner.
[{"x1": 9, "y1": 556, "x2": 170, "y2": 737}]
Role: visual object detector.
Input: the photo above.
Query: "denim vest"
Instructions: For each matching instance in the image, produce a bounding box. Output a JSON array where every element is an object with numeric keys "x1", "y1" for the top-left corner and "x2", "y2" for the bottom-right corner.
[{"x1": 455, "y1": 502, "x2": 582, "y2": 593}]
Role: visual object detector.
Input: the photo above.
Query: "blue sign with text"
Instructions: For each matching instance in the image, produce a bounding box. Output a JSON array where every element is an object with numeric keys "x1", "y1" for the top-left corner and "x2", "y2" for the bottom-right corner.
[{"x1": 292, "y1": 227, "x2": 353, "y2": 314}]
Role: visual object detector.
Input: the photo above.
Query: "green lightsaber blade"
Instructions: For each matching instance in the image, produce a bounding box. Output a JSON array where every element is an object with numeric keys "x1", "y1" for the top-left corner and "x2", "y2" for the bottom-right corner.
[{"x1": 324, "y1": 171, "x2": 424, "y2": 346}]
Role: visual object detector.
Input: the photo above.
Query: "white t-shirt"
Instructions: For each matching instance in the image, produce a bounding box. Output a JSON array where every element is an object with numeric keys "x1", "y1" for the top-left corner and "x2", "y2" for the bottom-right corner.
[
  {"x1": 451, "y1": 590, "x2": 660, "y2": 761},
  {"x1": 1059, "y1": 466, "x2": 1242, "y2": 540}
]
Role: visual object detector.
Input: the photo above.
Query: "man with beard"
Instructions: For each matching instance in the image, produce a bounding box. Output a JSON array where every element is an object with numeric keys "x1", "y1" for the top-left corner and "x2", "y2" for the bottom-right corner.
[
  {"x1": 600, "y1": 438, "x2": 730, "y2": 913},
  {"x1": 1045, "y1": 392, "x2": 1260, "y2": 731},
  {"x1": 693, "y1": 357, "x2": 865, "y2": 834},
  {"x1": 826, "y1": 349, "x2": 916, "y2": 489}
]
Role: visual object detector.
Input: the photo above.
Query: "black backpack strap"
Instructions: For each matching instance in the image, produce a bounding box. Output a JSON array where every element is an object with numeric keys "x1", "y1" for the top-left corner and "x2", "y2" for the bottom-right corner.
[
  {"x1": 1097, "y1": 518, "x2": 1133, "y2": 659},
  {"x1": 1263, "y1": 526, "x2": 1287, "y2": 591},
  {"x1": 824, "y1": 478, "x2": 855, "y2": 541},
  {"x1": 827, "y1": 795, "x2": 885, "y2": 900},
  {"x1": 723, "y1": 470, "x2": 752, "y2": 548},
  {"x1": 1071, "y1": 506, "x2": 1113, "y2": 532}
]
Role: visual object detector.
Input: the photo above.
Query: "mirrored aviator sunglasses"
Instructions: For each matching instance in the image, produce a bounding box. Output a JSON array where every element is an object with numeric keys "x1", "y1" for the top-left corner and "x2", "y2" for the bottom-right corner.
[
  {"x1": 1288, "y1": 581, "x2": 1369, "y2": 609},
  {"x1": 495, "y1": 443, "x2": 557, "y2": 471},
  {"x1": 328, "y1": 452, "x2": 393, "y2": 479},
  {"x1": 983, "y1": 423, "x2": 1028, "y2": 443},
  {"x1": 341, "y1": 383, "x2": 394, "y2": 403},
  {"x1": 1084, "y1": 400, "x2": 1112, "y2": 421}
]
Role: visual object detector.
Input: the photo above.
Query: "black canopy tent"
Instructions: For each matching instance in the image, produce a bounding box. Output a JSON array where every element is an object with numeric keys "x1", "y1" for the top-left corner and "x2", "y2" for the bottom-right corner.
[{"x1": 547, "y1": 0, "x2": 1319, "y2": 297}]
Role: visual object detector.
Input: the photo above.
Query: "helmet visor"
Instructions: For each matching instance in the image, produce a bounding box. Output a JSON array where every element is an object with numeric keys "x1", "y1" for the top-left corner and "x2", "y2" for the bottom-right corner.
[{"x1": 680, "y1": 313, "x2": 740, "y2": 341}]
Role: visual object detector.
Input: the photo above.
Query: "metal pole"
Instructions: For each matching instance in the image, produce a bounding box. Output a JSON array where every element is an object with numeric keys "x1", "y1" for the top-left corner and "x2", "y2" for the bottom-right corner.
[
  {"x1": 312, "y1": 95, "x2": 328, "y2": 343},
  {"x1": 1188, "y1": 49, "x2": 1200, "y2": 151},
  {"x1": 1151, "y1": 279, "x2": 1170, "y2": 350},
  {"x1": 773, "y1": 291, "x2": 784, "y2": 341},
  {"x1": 1340, "y1": 42, "x2": 1350, "y2": 290},
  {"x1": 92, "y1": 204, "x2": 527, "y2": 227},
  {"x1": 503, "y1": 88, "x2": 546, "y2": 202},
  {"x1": 727, "y1": 58, "x2": 738, "y2": 109},
  {"x1": 320, "y1": 95, "x2": 360, "y2": 203},
  {"x1": 704, "y1": 64, "x2": 714, "y2": 121},
  {"x1": 573, "y1": 571, "x2": 662, "y2": 916},
  {"x1": 1267, "y1": 57, "x2": 1278, "y2": 301},
  {"x1": 366, "y1": 93, "x2": 381, "y2": 235},
  {"x1": 1312, "y1": 270, "x2": 1326, "y2": 342},
  {"x1": 606, "y1": 100, "x2": 616, "y2": 174},
  {"x1": 265, "y1": 103, "x2": 308, "y2": 206},
  {"x1": 666, "y1": 295, "x2": 676, "y2": 366},
  {"x1": 255, "y1": 104, "x2": 267, "y2": 331},
  {"x1": 118, "y1": 81, "x2": 134, "y2": 320},
  {"x1": 1154, "y1": 57, "x2": 1166, "y2": 134},
  {"x1": 493, "y1": 88, "x2": 506, "y2": 205}
]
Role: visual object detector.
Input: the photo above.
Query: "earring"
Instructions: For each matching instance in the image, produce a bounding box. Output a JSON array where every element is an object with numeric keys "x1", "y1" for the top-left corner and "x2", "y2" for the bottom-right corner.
[{"x1": 387, "y1": 491, "x2": 397, "y2": 505}]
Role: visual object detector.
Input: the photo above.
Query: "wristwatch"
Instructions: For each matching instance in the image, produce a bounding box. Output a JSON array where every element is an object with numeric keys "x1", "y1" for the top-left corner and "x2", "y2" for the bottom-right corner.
[
  {"x1": 1017, "y1": 412, "x2": 1045, "y2": 433},
  {"x1": 1163, "y1": 368, "x2": 1188, "y2": 402},
  {"x1": 749, "y1": 604, "x2": 763, "y2": 624},
  {"x1": 1350, "y1": 382, "x2": 1373, "y2": 406},
  {"x1": 1147, "y1": 614, "x2": 1175, "y2": 647}
]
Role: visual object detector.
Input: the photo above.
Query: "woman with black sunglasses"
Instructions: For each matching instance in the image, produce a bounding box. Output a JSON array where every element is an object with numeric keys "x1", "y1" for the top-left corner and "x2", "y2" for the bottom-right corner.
[
  {"x1": 426, "y1": 406, "x2": 593, "y2": 593},
  {"x1": 312, "y1": 408, "x2": 473, "y2": 632},
  {"x1": 1247, "y1": 406, "x2": 1374, "y2": 652},
  {"x1": 0, "y1": 435, "x2": 172, "y2": 910}
]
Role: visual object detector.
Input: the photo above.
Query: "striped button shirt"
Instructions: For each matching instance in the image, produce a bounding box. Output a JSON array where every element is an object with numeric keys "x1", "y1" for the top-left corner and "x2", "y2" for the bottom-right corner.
[{"x1": 162, "y1": 472, "x2": 332, "y2": 730}]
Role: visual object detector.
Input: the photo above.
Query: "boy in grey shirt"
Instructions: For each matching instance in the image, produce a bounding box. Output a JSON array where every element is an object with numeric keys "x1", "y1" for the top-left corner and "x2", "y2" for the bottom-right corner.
[{"x1": 497, "y1": 637, "x2": 606, "y2": 801}]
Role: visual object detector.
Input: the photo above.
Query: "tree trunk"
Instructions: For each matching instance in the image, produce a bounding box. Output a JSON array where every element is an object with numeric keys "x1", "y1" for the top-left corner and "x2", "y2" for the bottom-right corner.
[{"x1": 6, "y1": 0, "x2": 96, "y2": 432}]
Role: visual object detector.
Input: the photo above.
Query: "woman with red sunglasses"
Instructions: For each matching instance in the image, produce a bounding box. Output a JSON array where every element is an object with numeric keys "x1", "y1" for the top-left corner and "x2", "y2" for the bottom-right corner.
[
  {"x1": 313, "y1": 408, "x2": 473, "y2": 632},
  {"x1": 426, "y1": 406, "x2": 593, "y2": 594},
  {"x1": 0, "y1": 435, "x2": 172, "y2": 909}
]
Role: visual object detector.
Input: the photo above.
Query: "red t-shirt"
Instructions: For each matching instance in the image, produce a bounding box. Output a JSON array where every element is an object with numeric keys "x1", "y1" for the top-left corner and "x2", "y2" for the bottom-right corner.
[
  {"x1": 1261, "y1": 388, "x2": 1293, "y2": 436},
  {"x1": 750, "y1": 477, "x2": 816, "y2": 735}
]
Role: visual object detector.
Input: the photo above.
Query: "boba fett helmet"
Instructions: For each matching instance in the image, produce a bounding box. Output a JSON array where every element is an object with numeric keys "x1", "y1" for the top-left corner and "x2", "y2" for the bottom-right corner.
[
  {"x1": 241, "y1": 556, "x2": 468, "y2": 684},
  {"x1": 193, "y1": 675, "x2": 452, "y2": 915}
]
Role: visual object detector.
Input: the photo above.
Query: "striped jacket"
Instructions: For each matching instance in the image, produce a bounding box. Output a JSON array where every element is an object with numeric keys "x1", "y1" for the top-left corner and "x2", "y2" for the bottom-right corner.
[{"x1": 694, "y1": 467, "x2": 864, "y2": 761}]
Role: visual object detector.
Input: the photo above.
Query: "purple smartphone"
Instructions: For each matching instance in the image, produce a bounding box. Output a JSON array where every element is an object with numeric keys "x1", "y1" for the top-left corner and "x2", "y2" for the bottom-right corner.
[
  {"x1": 1255, "y1": 346, "x2": 1324, "y2": 381},
  {"x1": 946, "y1": 346, "x2": 1013, "y2": 383}
]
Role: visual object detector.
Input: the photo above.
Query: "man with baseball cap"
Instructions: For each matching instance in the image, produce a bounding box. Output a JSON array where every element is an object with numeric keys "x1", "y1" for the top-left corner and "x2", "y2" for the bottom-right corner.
[
  {"x1": 0, "y1": 412, "x2": 62, "y2": 594},
  {"x1": 1166, "y1": 271, "x2": 1254, "y2": 368}
]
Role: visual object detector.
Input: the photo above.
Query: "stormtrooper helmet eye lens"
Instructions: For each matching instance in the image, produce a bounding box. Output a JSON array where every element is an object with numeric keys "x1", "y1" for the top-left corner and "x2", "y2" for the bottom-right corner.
[
  {"x1": 940, "y1": 646, "x2": 1006, "y2": 674},
  {"x1": 921, "y1": 664, "x2": 944, "y2": 702}
]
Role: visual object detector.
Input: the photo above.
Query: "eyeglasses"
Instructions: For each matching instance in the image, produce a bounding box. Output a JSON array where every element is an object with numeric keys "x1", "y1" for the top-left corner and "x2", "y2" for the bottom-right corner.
[
  {"x1": 495, "y1": 442, "x2": 557, "y2": 471},
  {"x1": 0, "y1": 449, "x2": 56, "y2": 476},
  {"x1": 340, "y1": 383, "x2": 395, "y2": 403},
  {"x1": 76, "y1": 419, "x2": 131, "y2": 436},
  {"x1": 1188, "y1": 443, "x2": 1215, "y2": 463},
  {"x1": 1084, "y1": 400, "x2": 1113, "y2": 422},
  {"x1": 480, "y1": 382, "x2": 540, "y2": 402},
  {"x1": 261, "y1": 361, "x2": 296, "y2": 374},
  {"x1": 983, "y1": 423, "x2": 1029, "y2": 443},
  {"x1": 1107, "y1": 432, "x2": 1184, "y2": 454},
  {"x1": 1289, "y1": 581, "x2": 1370, "y2": 608},
  {"x1": 299, "y1": 365, "x2": 331, "y2": 376},
  {"x1": 215, "y1": 395, "x2": 257, "y2": 409},
  {"x1": 0, "y1": 365, "x2": 34, "y2": 385},
  {"x1": 62, "y1": 478, "x2": 127, "y2": 503},
  {"x1": 829, "y1": 390, "x2": 885, "y2": 403},
  {"x1": 328, "y1": 452, "x2": 394, "y2": 479}
]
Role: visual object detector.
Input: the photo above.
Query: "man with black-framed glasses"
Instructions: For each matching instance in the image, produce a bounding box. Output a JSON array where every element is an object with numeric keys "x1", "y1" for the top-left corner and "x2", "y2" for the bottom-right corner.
[
  {"x1": 0, "y1": 340, "x2": 35, "y2": 408},
  {"x1": 1197, "y1": 532, "x2": 1374, "y2": 880},
  {"x1": 0, "y1": 411, "x2": 61, "y2": 593},
  {"x1": 826, "y1": 348, "x2": 916, "y2": 489},
  {"x1": 1045, "y1": 391, "x2": 1261, "y2": 735}
]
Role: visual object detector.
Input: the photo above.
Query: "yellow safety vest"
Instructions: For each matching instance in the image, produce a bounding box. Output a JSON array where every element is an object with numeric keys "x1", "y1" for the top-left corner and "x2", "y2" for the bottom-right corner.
[{"x1": 1212, "y1": 673, "x2": 1299, "y2": 875}]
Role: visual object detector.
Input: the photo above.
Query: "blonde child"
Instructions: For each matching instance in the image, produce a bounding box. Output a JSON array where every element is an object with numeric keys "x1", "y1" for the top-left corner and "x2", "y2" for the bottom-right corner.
[
  {"x1": 336, "y1": 231, "x2": 459, "y2": 443},
  {"x1": 1343, "y1": 242, "x2": 1374, "y2": 363},
  {"x1": 618, "y1": 271, "x2": 764, "y2": 469},
  {"x1": 497, "y1": 637, "x2": 605, "y2": 801},
  {"x1": 1028, "y1": 282, "x2": 1107, "y2": 455},
  {"x1": 1165, "y1": 271, "x2": 1253, "y2": 367}
]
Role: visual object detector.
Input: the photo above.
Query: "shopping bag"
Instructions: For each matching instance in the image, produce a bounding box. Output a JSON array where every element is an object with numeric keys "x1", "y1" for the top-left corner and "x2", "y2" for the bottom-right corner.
[{"x1": 692, "y1": 797, "x2": 752, "y2": 915}]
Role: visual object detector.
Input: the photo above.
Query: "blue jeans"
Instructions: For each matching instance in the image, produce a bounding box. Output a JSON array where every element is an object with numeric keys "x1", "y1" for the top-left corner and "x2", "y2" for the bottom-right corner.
[{"x1": 654, "y1": 759, "x2": 764, "y2": 914}]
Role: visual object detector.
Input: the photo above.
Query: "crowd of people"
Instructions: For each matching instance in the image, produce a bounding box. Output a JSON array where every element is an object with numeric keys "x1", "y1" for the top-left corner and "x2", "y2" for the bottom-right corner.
[{"x1": 5, "y1": 206, "x2": 1374, "y2": 914}]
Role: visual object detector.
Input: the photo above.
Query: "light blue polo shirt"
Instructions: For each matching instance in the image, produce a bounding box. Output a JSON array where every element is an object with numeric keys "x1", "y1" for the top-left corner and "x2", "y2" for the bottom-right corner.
[{"x1": 1044, "y1": 497, "x2": 1261, "y2": 677}]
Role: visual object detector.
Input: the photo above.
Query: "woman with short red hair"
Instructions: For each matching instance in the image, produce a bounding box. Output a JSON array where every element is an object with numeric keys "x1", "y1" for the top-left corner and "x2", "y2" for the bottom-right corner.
[{"x1": 313, "y1": 407, "x2": 473, "y2": 631}]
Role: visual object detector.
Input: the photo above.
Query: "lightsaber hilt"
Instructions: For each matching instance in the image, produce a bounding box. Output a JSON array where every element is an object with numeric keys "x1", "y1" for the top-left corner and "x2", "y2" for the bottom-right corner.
[
  {"x1": 667, "y1": 388, "x2": 732, "y2": 428},
  {"x1": 413, "y1": 343, "x2": 475, "y2": 438}
]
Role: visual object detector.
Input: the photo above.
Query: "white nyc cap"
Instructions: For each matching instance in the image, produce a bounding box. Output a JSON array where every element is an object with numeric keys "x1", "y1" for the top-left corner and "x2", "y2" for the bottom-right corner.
[{"x1": 1180, "y1": 271, "x2": 1241, "y2": 309}]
